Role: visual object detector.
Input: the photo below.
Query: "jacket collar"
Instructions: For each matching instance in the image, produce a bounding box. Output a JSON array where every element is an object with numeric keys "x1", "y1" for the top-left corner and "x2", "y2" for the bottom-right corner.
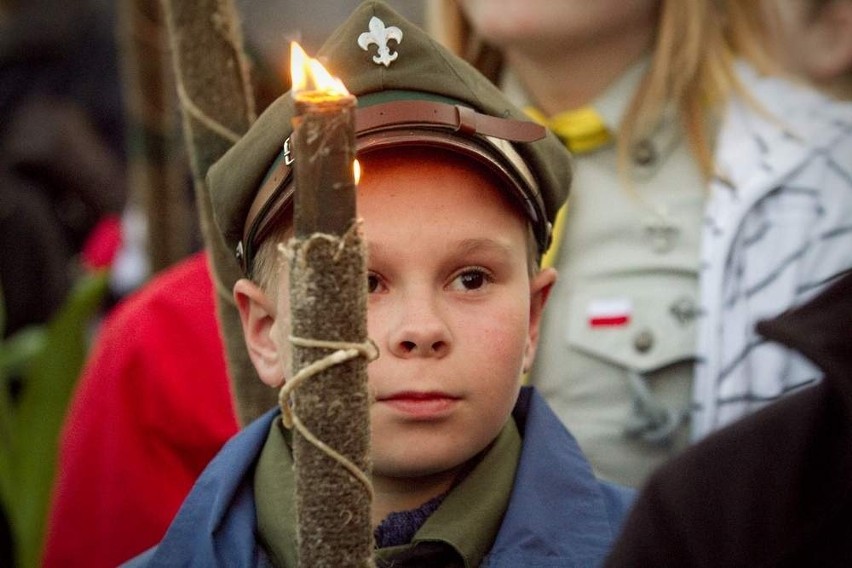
[
  {"x1": 147, "y1": 408, "x2": 278, "y2": 566},
  {"x1": 486, "y1": 388, "x2": 629, "y2": 567},
  {"x1": 148, "y1": 389, "x2": 630, "y2": 567}
]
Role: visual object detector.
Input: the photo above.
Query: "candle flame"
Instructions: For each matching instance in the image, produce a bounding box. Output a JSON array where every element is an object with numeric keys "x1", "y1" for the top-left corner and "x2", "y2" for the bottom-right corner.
[
  {"x1": 353, "y1": 159, "x2": 361, "y2": 185},
  {"x1": 290, "y1": 42, "x2": 350, "y2": 100}
]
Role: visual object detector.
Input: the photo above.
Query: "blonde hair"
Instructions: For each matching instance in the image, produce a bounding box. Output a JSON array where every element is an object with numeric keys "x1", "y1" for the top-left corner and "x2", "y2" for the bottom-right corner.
[
  {"x1": 252, "y1": 222, "x2": 292, "y2": 295},
  {"x1": 427, "y1": 0, "x2": 781, "y2": 179}
]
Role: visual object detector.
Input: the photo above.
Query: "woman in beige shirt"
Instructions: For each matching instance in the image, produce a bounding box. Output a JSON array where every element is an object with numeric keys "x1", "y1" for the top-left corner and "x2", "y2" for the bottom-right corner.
[{"x1": 428, "y1": 0, "x2": 852, "y2": 487}]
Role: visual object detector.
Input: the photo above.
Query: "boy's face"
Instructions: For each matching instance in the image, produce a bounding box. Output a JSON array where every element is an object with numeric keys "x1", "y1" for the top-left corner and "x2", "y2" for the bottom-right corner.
[
  {"x1": 356, "y1": 148, "x2": 553, "y2": 485},
  {"x1": 237, "y1": 146, "x2": 554, "y2": 488}
]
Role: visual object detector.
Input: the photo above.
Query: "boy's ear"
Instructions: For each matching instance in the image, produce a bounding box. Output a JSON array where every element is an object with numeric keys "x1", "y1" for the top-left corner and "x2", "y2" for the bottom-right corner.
[
  {"x1": 233, "y1": 278, "x2": 285, "y2": 388},
  {"x1": 523, "y1": 267, "x2": 557, "y2": 373}
]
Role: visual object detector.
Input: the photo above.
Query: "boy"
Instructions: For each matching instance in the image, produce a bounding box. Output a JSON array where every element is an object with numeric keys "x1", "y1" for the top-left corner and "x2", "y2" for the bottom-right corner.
[{"x1": 131, "y1": 2, "x2": 632, "y2": 566}]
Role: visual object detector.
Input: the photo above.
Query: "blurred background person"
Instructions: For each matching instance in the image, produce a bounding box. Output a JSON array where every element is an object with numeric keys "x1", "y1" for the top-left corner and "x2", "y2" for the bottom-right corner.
[
  {"x1": 0, "y1": 0, "x2": 126, "y2": 337},
  {"x1": 1, "y1": 0, "x2": 126, "y2": 564},
  {"x1": 770, "y1": 0, "x2": 852, "y2": 99},
  {"x1": 41, "y1": 251, "x2": 240, "y2": 568},
  {"x1": 594, "y1": 8, "x2": 852, "y2": 558},
  {"x1": 428, "y1": 0, "x2": 852, "y2": 487}
]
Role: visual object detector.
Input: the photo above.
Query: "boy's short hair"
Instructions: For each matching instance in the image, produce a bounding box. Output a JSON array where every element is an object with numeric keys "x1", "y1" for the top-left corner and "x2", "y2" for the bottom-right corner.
[{"x1": 207, "y1": 1, "x2": 573, "y2": 278}]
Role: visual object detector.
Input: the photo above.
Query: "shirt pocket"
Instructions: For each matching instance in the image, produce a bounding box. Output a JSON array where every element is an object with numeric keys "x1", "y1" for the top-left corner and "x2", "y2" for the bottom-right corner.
[{"x1": 565, "y1": 280, "x2": 699, "y2": 374}]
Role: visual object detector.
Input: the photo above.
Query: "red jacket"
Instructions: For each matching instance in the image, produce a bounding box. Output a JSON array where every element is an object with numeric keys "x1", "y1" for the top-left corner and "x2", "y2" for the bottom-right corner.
[{"x1": 42, "y1": 252, "x2": 239, "y2": 567}]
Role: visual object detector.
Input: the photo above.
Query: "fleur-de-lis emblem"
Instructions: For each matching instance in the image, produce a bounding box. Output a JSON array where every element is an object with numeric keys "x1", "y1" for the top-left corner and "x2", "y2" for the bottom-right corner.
[{"x1": 357, "y1": 16, "x2": 403, "y2": 67}]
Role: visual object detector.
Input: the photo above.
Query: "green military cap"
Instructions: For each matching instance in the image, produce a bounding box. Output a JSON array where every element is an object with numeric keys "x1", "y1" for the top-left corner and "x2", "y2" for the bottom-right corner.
[{"x1": 208, "y1": 0, "x2": 573, "y2": 277}]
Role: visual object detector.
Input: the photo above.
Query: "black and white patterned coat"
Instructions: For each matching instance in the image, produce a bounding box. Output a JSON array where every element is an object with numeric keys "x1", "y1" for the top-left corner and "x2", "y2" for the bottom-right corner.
[{"x1": 692, "y1": 64, "x2": 852, "y2": 439}]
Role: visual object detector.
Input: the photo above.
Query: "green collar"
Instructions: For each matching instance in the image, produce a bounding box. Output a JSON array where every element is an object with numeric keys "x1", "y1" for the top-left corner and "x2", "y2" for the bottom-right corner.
[
  {"x1": 381, "y1": 418, "x2": 521, "y2": 567},
  {"x1": 254, "y1": 417, "x2": 521, "y2": 568},
  {"x1": 254, "y1": 419, "x2": 298, "y2": 568}
]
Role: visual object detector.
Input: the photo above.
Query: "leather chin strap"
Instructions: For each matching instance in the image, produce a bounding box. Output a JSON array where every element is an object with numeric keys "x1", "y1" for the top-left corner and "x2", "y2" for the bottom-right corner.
[{"x1": 238, "y1": 99, "x2": 547, "y2": 276}]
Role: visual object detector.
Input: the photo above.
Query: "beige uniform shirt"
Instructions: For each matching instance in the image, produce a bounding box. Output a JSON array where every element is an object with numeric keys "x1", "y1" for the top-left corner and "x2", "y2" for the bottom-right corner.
[{"x1": 505, "y1": 62, "x2": 705, "y2": 487}]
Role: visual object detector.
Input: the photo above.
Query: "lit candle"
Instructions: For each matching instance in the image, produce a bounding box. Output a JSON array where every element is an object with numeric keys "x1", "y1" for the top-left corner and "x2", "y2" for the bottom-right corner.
[
  {"x1": 287, "y1": 42, "x2": 372, "y2": 567},
  {"x1": 291, "y1": 41, "x2": 357, "y2": 238}
]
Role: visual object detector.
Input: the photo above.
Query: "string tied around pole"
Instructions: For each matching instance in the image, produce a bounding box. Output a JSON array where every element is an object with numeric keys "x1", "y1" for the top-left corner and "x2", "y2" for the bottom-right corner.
[{"x1": 278, "y1": 335, "x2": 379, "y2": 497}]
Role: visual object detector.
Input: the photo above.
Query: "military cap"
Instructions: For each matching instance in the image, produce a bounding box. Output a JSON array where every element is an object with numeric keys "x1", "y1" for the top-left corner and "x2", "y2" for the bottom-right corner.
[{"x1": 208, "y1": 0, "x2": 573, "y2": 277}]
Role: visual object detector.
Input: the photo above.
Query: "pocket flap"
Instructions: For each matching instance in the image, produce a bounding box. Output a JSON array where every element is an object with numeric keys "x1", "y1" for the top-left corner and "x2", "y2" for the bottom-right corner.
[{"x1": 564, "y1": 285, "x2": 698, "y2": 373}]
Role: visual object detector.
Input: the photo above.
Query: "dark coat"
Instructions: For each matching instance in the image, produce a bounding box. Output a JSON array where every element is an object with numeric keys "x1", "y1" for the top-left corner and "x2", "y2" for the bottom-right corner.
[
  {"x1": 128, "y1": 387, "x2": 634, "y2": 567},
  {"x1": 605, "y1": 271, "x2": 852, "y2": 568}
]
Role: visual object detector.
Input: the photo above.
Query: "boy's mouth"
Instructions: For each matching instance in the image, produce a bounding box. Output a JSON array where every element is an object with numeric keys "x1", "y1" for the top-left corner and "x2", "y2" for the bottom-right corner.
[{"x1": 376, "y1": 391, "x2": 460, "y2": 419}]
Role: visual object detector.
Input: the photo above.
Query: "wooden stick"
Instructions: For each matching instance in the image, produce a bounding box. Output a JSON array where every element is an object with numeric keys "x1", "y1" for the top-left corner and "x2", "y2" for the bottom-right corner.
[
  {"x1": 287, "y1": 92, "x2": 373, "y2": 567},
  {"x1": 159, "y1": 0, "x2": 279, "y2": 424},
  {"x1": 118, "y1": 0, "x2": 189, "y2": 274}
]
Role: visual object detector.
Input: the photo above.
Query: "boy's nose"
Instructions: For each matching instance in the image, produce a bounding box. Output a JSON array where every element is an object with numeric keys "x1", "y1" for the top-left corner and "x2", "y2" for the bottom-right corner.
[{"x1": 387, "y1": 295, "x2": 451, "y2": 359}]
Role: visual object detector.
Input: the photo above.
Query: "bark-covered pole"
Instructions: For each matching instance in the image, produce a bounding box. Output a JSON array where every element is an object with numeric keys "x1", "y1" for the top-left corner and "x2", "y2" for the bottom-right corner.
[
  {"x1": 118, "y1": 0, "x2": 189, "y2": 273},
  {"x1": 159, "y1": 0, "x2": 279, "y2": 424},
  {"x1": 283, "y1": 43, "x2": 373, "y2": 567}
]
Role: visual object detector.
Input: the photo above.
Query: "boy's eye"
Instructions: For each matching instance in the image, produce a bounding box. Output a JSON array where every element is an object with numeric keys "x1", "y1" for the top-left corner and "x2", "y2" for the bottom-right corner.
[
  {"x1": 367, "y1": 273, "x2": 383, "y2": 293},
  {"x1": 449, "y1": 268, "x2": 491, "y2": 292}
]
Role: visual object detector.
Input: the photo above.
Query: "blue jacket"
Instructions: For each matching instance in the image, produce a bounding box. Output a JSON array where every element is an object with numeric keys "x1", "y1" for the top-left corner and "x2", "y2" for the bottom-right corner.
[{"x1": 129, "y1": 387, "x2": 634, "y2": 567}]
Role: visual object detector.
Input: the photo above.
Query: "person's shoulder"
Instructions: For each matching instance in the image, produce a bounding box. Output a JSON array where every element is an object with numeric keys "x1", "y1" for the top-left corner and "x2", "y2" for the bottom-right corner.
[
  {"x1": 642, "y1": 382, "x2": 824, "y2": 511},
  {"x1": 513, "y1": 387, "x2": 636, "y2": 520},
  {"x1": 125, "y1": 410, "x2": 279, "y2": 566},
  {"x1": 205, "y1": 407, "x2": 279, "y2": 470},
  {"x1": 123, "y1": 251, "x2": 213, "y2": 311},
  {"x1": 732, "y1": 61, "x2": 852, "y2": 144},
  {"x1": 100, "y1": 251, "x2": 214, "y2": 339}
]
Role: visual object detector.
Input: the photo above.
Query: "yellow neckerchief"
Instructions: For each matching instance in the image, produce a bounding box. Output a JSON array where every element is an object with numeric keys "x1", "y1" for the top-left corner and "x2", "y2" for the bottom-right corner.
[
  {"x1": 523, "y1": 105, "x2": 613, "y2": 269},
  {"x1": 524, "y1": 106, "x2": 613, "y2": 155}
]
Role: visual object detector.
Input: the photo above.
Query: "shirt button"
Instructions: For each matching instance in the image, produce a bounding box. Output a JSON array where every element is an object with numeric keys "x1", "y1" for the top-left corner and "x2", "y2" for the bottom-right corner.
[
  {"x1": 633, "y1": 329, "x2": 654, "y2": 353},
  {"x1": 670, "y1": 297, "x2": 698, "y2": 325},
  {"x1": 642, "y1": 217, "x2": 679, "y2": 253},
  {"x1": 631, "y1": 139, "x2": 657, "y2": 167}
]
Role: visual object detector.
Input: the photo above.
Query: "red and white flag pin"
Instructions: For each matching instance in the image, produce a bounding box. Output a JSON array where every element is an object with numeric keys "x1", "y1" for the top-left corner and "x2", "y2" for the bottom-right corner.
[{"x1": 587, "y1": 298, "x2": 633, "y2": 328}]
